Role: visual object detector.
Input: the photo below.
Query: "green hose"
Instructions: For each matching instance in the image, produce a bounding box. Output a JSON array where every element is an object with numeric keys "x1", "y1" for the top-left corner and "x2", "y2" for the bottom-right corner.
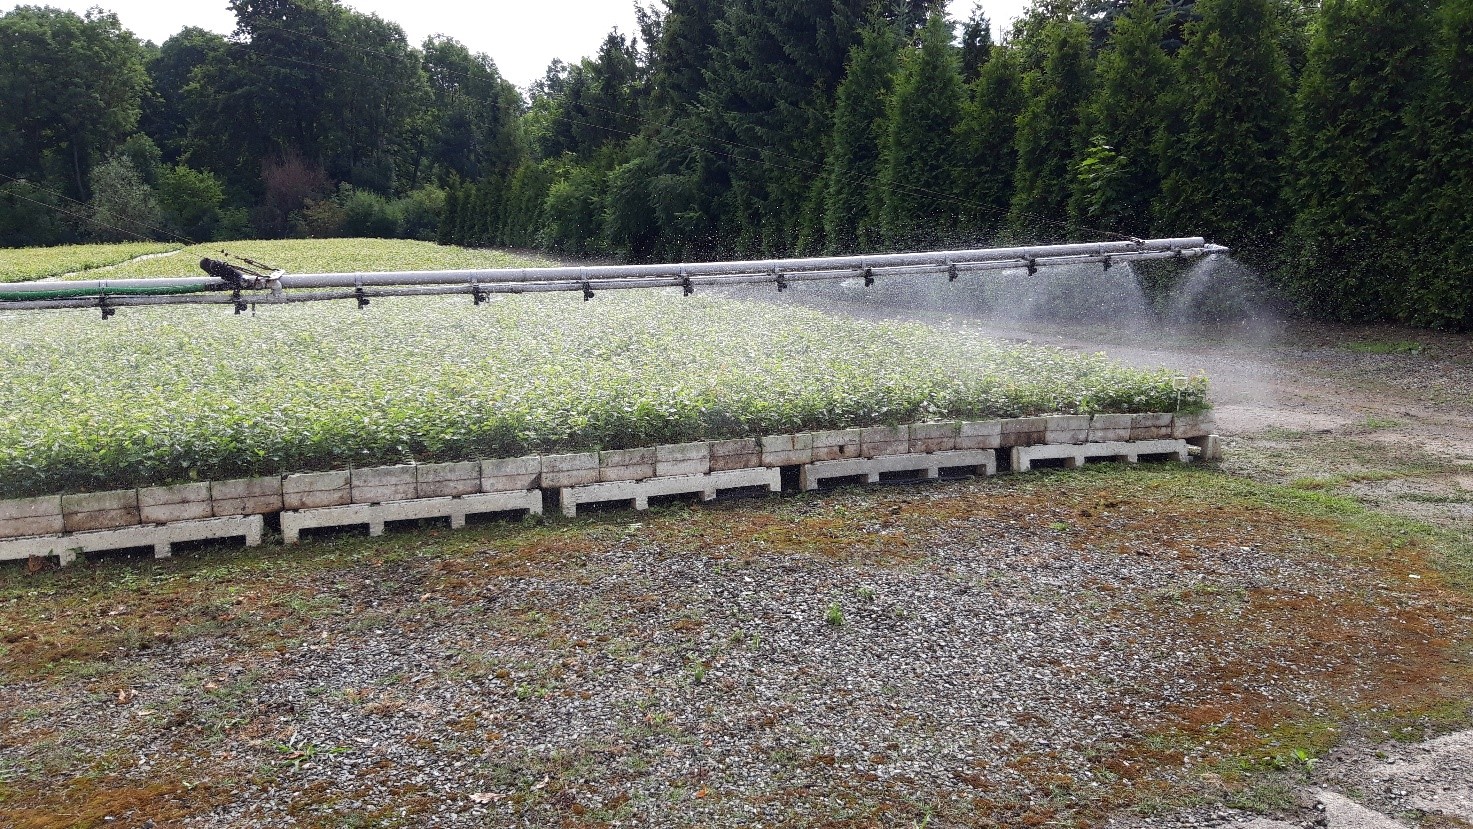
[{"x1": 0, "y1": 284, "x2": 212, "y2": 302}]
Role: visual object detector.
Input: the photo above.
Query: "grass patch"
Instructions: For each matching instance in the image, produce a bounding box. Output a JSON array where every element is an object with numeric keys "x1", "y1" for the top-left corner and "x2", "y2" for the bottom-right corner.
[{"x1": 0, "y1": 242, "x2": 182, "y2": 283}]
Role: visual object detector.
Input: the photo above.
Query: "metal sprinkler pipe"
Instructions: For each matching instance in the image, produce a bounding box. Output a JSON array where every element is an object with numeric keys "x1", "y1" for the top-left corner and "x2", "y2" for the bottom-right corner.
[{"x1": 0, "y1": 238, "x2": 1230, "y2": 312}]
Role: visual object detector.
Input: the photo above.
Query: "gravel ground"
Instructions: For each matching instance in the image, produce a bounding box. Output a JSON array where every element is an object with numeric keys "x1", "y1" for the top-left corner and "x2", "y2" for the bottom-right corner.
[{"x1": 2, "y1": 469, "x2": 1466, "y2": 827}]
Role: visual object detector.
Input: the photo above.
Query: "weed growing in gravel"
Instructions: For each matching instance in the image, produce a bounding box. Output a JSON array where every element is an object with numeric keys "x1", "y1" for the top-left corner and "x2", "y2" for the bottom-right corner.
[{"x1": 824, "y1": 602, "x2": 845, "y2": 627}]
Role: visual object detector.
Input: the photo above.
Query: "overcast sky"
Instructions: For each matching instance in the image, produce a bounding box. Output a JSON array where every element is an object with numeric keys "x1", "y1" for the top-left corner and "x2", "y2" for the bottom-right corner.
[{"x1": 3, "y1": 0, "x2": 1029, "y2": 89}]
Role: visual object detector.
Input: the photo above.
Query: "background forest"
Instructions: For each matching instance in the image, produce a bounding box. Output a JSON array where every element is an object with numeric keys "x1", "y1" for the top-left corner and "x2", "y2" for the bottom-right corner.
[{"x1": 1, "y1": 0, "x2": 1470, "y2": 328}]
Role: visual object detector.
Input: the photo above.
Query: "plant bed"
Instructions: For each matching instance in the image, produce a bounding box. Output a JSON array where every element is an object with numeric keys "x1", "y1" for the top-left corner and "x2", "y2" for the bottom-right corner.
[{"x1": 0, "y1": 291, "x2": 1207, "y2": 499}]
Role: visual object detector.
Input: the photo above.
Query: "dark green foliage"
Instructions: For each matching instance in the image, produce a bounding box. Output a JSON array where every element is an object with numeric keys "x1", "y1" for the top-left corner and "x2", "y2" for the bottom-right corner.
[
  {"x1": 1008, "y1": 18, "x2": 1092, "y2": 238},
  {"x1": 1153, "y1": 0, "x2": 1291, "y2": 263},
  {"x1": 955, "y1": 47, "x2": 1025, "y2": 240},
  {"x1": 823, "y1": 19, "x2": 900, "y2": 253},
  {"x1": 1398, "y1": 0, "x2": 1473, "y2": 328},
  {"x1": 1070, "y1": 0, "x2": 1172, "y2": 234},
  {"x1": 1282, "y1": 0, "x2": 1433, "y2": 321},
  {"x1": 879, "y1": 13, "x2": 966, "y2": 248},
  {"x1": 959, "y1": 5, "x2": 993, "y2": 82},
  {"x1": 157, "y1": 164, "x2": 225, "y2": 240},
  {"x1": 0, "y1": 6, "x2": 148, "y2": 199}
]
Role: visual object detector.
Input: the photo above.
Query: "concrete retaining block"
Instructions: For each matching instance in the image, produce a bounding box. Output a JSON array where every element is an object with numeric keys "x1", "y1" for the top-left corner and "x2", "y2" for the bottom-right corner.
[
  {"x1": 800, "y1": 449, "x2": 995, "y2": 491},
  {"x1": 281, "y1": 490, "x2": 543, "y2": 545},
  {"x1": 211, "y1": 476, "x2": 284, "y2": 516},
  {"x1": 139, "y1": 483, "x2": 214, "y2": 524},
  {"x1": 349, "y1": 465, "x2": 417, "y2": 504},
  {"x1": 909, "y1": 422, "x2": 960, "y2": 454},
  {"x1": 1088, "y1": 414, "x2": 1133, "y2": 443},
  {"x1": 1187, "y1": 434, "x2": 1223, "y2": 461},
  {"x1": 0, "y1": 515, "x2": 264, "y2": 566},
  {"x1": 999, "y1": 417, "x2": 1048, "y2": 448},
  {"x1": 710, "y1": 438, "x2": 761, "y2": 471},
  {"x1": 1130, "y1": 413, "x2": 1174, "y2": 441},
  {"x1": 810, "y1": 429, "x2": 862, "y2": 462},
  {"x1": 600, "y1": 447, "x2": 656, "y2": 482},
  {"x1": 417, "y1": 461, "x2": 481, "y2": 498},
  {"x1": 957, "y1": 420, "x2": 1003, "y2": 450},
  {"x1": 861, "y1": 425, "x2": 909, "y2": 458},
  {"x1": 283, "y1": 471, "x2": 352, "y2": 510},
  {"x1": 655, "y1": 442, "x2": 711, "y2": 477},
  {"x1": 1011, "y1": 439, "x2": 1189, "y2": 473},
  {"x1": 1172, "y1": 411, "x2": 1218, "y2": 439},
  {"x1": 481, "y1": 456, "x2": 541, "y2": 492},
  {"x1": 761, "y1": 433, "x2": 813, "y2": 466},
  {"x1": 561, "y1": 467, "x2": 780, "y2": 518},
  {"x1": 1043, "y1": 415, "x2": 1091, "y2": 445},
  {"x1": 62, "y1": 489, "x2": 140, "y2": 533},
  {"x1": 541, "y1": 452, "x2": 599, "y2": 488},
  {"x1": 0, "y1": 495, "x2": 64, "y2": 539}
]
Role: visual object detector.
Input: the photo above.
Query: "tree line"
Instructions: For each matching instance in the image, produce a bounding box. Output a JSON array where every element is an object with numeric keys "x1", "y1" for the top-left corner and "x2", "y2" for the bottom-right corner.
[{"x1": 1, "y1": 0, "x2": 1470, "y2": 328}]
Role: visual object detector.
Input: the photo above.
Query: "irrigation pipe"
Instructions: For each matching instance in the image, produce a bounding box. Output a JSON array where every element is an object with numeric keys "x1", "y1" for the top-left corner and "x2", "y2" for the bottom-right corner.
[{"x1": 0, "y1": 238, "x2": 1230, "y2": 312}]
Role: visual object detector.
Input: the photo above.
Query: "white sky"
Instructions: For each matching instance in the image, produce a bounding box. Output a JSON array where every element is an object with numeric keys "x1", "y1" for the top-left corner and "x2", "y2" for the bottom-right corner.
[{"x1": 3, "y1": 0, "x2": 1028, "y2": 89}]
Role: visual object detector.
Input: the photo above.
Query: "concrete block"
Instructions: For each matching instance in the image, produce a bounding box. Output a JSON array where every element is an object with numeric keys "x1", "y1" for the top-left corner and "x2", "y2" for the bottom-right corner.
[
  {"x1": 1172, "y1": 411, "x2": 1218, "y2": 439},
  {"x1": 1088, "y1": 414, "x2": 1133, "y2": 443},
  {"x1": 861, "y1": 425, "x2": 909, "y2": 458},
  {"x1": 417, "y1": 461, "x2": 481, "y2": 498},
  {"x1": 1130, "y1": 413, "x2": 1174, "y2": 441},
  {"x1": 0, "y1": 515, "x2": 263, "y2": 566},
  {"x1": 910, "y1": 422, "x2": 960, "y2": 454},
  {"x1": 800, "y1": 449, "x2": 995, "y2": 491},
  {"x1": 138, "y1": 483, "x2": 214, "y2": 524},
  {"x1": 350, "y1": 465, "x2": 417, "y2": 504},
  {"x1": 710, "y1": 438, "x2": 761, "y2": 471},
  {"x1": 761, "y1": 433, "x2": 813, "y2": 467},
  {"x1": 1010, "y1": 439, "x2": 1188, "y2": 473},
  {"x1": 1187, "y1": 434, "x2": 1223, "y2": 461},
  {"x1": 281, "y1": 491, "x2": 543, "y2": 545},
  {"x1": 600, "y1": 447, "x2": 656, "y2": 482},
  {"x1": 283, "y1": 470, "x2": 352, "y2": 510},
  {"x1": 956, "y1": 420, "x2": 1003, "y2": 450},
  {"x1": 809, "y1": 429, "x2": 862, "y2": 462},
  {"x1": 655, "y1": 442, "x2": 711, "y2": 477},
  {"x1": 0, "y1": 495, "x2": 63, "y2": 539},
  {"x1": 211, "y1": 476, "x2": 284, "y2": 516},
  {"x1": 541, "y1": 452, "x2": 599, "y2": 488},
  {"x1": 560, "y1": 467, "x2": 780, "y2": 518},
  {"x1": 481, "y1": 456, "x2": 541, "y2": 492},
  {"x1": 1043, "y1": 415, "x2": 1091, "y2": 445},
  {"x1": 999, "y1": 417, "x2": 1048, "y2": 448},
  {"x1": 62, "y1": 489, "x2": 140, "y2": 533}
]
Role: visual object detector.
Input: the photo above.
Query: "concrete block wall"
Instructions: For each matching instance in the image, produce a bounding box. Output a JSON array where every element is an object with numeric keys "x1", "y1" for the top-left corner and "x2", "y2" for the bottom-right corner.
[{"x1": 0, "y1": 411, "x2": 1220, "y2": 560}]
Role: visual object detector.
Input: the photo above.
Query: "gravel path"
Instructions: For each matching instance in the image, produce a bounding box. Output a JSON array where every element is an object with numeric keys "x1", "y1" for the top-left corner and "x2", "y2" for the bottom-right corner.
[{"x1": 2, "y1": 472, "x2": 1464, "y2": 827}]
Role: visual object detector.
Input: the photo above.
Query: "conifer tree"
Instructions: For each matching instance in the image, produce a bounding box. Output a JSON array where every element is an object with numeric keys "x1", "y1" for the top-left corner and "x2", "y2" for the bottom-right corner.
[
  {"x1": 1398, "y1": 0, "x2": 1473, "y2": 328},
  {"x1": 1153, "y1": 0, "x2": 1291, "y2": 263},
  {"x1": 823, "y1": 18, "x2": 900, "y2": 254},
  {"x1": 879, "y1": 13, "x2": 965, "y2": 248},
  {"x1": 1069, "y1": 0, "x2": 1171, "y2": 235},
  {"x1": 954, "y1": 46, "x2": 1024, "y2": 240},
  {"x1": 1008, "y1": 18, "x2": 1092, "y2": 239},
  {"x1": 959, "y1": 5, "x2": 993, "y2": 82},
  {"x1": 1282, "y1": 0, "x2": 1434, "y2": 321},
  {"x1": 436, "y1": 184, "x2": 461, "y2": 246}
]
